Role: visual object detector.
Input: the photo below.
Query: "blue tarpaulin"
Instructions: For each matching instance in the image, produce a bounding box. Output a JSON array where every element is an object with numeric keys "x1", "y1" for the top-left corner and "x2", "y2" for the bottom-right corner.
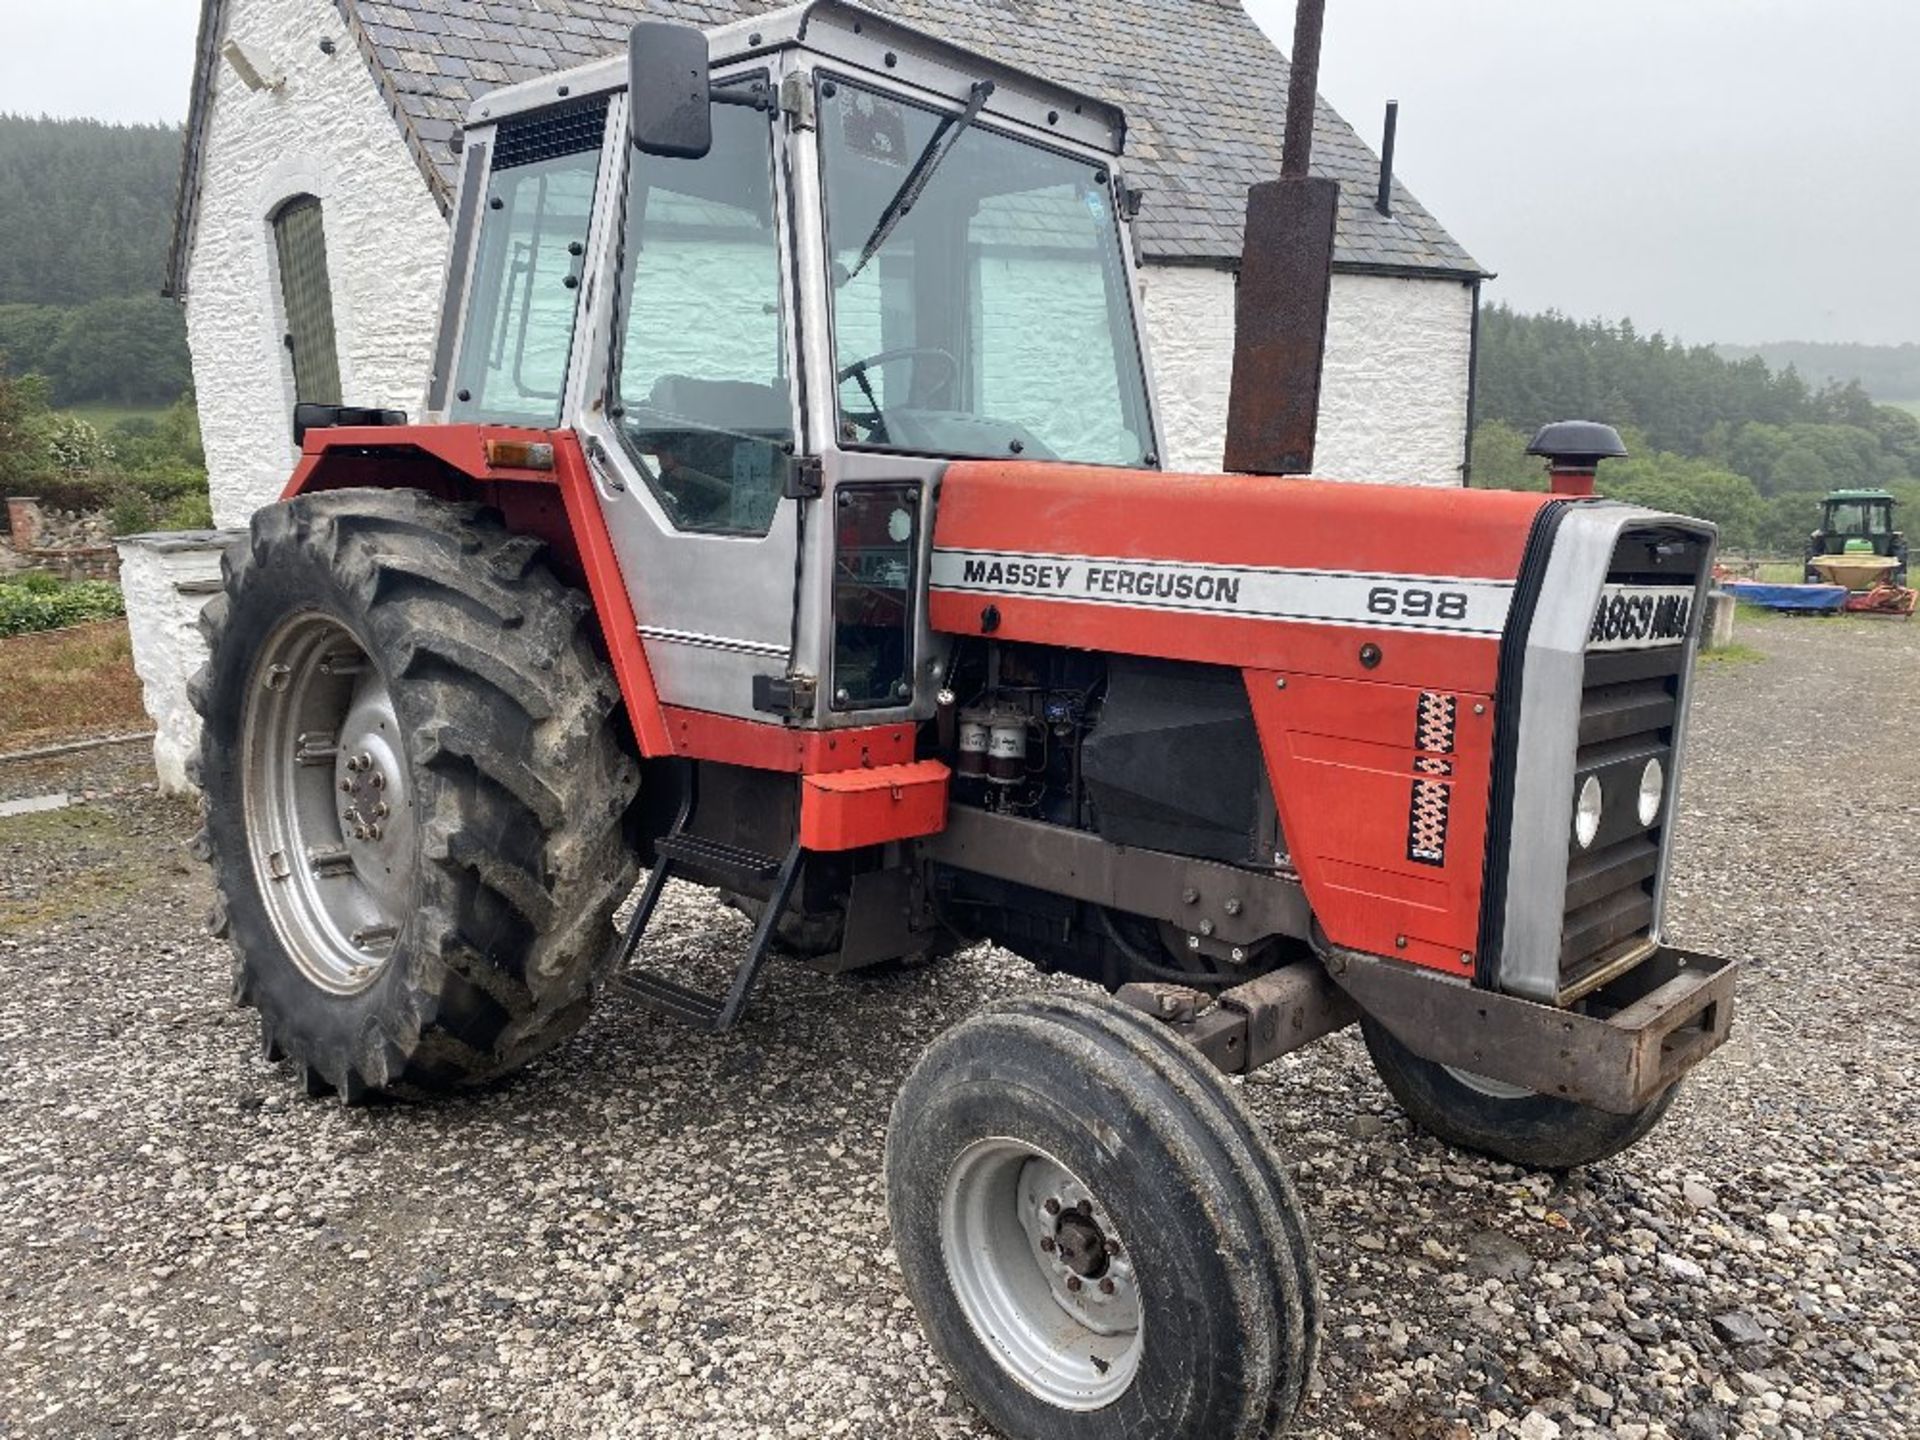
[{"x1": 1724, "y1": 581, "x2": 1849, "y2": 613}]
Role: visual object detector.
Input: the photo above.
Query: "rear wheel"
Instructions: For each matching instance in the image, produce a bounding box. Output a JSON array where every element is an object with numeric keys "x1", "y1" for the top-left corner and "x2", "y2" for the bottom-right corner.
[
  {"x1": 191, "y1": 488, "x2": 639, "y2": 1098},
  {"x1": 1361, "y1": 1018, "x2": 1679, "y2": 1170},
  {"x1": 888, "y1": 994, "x2": 1316, "y2": 1439}
]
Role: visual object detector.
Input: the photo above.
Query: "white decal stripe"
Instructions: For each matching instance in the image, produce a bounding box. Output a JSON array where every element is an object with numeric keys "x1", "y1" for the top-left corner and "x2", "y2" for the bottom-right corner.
[{"x1": 929, "y1": 548, "x2": 1515, "y2": 638}]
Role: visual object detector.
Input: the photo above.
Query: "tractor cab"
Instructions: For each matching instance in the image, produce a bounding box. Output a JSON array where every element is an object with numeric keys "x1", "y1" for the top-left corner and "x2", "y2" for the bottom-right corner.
[
  {"x1": 1806, "y1": 489, "x2": 1908, "y2": 583},
  {"x1": 429, "y1": 2, "x2": 1157, "y2": 726}
]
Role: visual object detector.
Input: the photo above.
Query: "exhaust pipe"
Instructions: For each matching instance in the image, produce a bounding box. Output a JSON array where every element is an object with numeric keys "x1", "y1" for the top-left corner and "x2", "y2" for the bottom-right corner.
[{"x1": 1224, "y1": 0, "x2": 1340, "y2": 477}]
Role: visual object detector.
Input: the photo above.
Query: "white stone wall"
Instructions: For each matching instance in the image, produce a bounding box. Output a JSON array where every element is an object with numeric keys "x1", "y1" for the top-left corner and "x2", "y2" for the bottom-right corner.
[
  {"x1": 1139, "y1": 264, "x2": 1473, "y2": 485},
  {"x1": 116, "y1": 534, "x2": 239, "y2": 794},
  {"x1": 181, "y1": 0, "x2": 449, "y2": 527}
]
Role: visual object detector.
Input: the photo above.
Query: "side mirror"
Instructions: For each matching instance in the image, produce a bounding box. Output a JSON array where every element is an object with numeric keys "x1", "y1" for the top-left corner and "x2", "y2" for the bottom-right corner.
[{"x1": 629, "y1": 21, "x2": 712, "y2": 159}]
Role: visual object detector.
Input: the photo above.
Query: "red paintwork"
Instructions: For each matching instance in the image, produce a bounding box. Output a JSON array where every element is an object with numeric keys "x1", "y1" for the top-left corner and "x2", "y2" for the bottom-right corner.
[
  {"x1": 1549, "y1": 466, "x2": 1598, "y2": 498},
  {"x1": 929, "y1": 462, "x2": 1551, "y2": 693},
  {"x1": 1247, "y1": 671, "x2": 1492, "y2": 977},
  {"x1": 282, "y1": 424, "x2": 913, "y2": 771},
  {"x1": 661, "y1": 706, "x2": 916, "y2": 774},
  {"x1": 929, "y1": 461, "x2": 1551, "y2": 973},
  {"x1": 801, "y1": 760, "x2": 952, "y2": 851}
]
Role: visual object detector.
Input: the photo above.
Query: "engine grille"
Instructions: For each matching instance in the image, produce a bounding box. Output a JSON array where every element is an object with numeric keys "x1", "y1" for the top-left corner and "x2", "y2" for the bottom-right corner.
[{"x1": 1558, "y1": 527, "x2": 1710, "y2": 999}]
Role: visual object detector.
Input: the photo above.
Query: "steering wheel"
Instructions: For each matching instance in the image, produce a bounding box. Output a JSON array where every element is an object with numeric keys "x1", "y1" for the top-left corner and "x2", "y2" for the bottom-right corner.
[{"x1": 837, "y1": 346, "x2": 960, "y2": 441}]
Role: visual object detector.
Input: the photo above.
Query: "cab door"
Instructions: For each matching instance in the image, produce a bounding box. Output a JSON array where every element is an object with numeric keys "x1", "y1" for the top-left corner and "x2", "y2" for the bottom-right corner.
[{"x1": 576, "y1": 81, "x2": 805, "y2": 722}]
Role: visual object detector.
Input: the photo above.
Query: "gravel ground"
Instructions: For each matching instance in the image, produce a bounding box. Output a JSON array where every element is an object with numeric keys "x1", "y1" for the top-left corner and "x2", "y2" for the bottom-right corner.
[{"x1": 1, "y1": 612, "x2": 1915, "y2": 1440}]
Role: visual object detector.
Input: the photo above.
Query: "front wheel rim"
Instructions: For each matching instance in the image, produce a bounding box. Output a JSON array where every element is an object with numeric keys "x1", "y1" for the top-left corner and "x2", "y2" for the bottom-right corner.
[
  {"x1": 1441, "y1": 1064, "x2": 1537, "y2": 1101},
  {"x1": 241, "y1": 612, "x2": 417, "y2": 995},
  {"x1": 940, "y1": 1138, "x2": 1144, "y2": 1412}
]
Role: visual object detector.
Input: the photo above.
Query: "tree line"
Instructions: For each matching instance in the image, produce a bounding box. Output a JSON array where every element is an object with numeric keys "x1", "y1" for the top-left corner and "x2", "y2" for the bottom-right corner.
[
  {"x1": 0, "y1": 115, "x2": 191, "y2": 406},
  {"x1": 1472, "y1": 306, "x2": 1920, "y2": 555}
]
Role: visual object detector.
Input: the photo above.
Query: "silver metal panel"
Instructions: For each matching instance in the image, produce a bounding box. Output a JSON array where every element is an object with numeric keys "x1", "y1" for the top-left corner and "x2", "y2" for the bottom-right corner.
[
  {"x1": 1637, "y1": 518, "x2": 1717, "y2": 944},
  {"x1": 796, "y1": 6, "x2": 1124, "y2": 153},
  {"x1": 462, "y1": 2, "x2": 1125, "y2": 156},
  {"x1": 427, "y1": 141, "x2": 489, "y2": 417},
  {"x1": 1496, "y1": 505, "x2": 1716, "y2": 1001},
  {"x1": 573, "y1": 64, "x2": 808, "y2": 724}
]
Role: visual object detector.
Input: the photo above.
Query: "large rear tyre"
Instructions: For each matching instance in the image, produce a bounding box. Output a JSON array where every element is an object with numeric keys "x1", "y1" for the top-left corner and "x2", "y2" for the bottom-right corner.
[
  {"x1": 191, "y1": 489, "x2": 640, "y2": 1099},
  {"x1": 1362, "y1": 1018, "x2": 1679, "y2": 1170},
  {"x1": 887, "y1": 994, "x2": 1316, "y2": 1439}
]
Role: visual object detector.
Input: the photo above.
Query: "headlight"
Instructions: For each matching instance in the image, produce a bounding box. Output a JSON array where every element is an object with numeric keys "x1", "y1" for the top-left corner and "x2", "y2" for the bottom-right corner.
[
  {"x1": 1637, "y1": 757, "x2": 1666, "y2": 827},
  {"x1": 1573, "y1": 775, "x2": 1604, "y2": 849}
]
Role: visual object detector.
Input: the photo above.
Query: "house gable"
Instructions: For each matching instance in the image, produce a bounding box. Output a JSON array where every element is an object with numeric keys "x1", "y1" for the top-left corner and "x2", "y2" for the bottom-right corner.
[{"x1": 178, "y1": 0, "x2": 451, "y2": 524}]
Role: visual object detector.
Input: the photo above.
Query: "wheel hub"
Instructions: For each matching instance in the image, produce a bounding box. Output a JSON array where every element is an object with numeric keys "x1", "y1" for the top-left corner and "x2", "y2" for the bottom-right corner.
[
  {"x1": 1017, "y1": 1162, "x2": 1140, "y2": 1339},
  {"x1": 940, "y1": 1138, "x2": 1143, "y2": 1411}
]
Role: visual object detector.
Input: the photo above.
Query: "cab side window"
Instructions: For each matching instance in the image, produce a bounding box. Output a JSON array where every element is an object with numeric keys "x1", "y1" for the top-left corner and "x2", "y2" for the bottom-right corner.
[
  {"x1": 451, "y1": 100, "x2": 608, "y2": 426},
  {"x1": 615, "y1": 89, "x2": 792, "y2": 536}
]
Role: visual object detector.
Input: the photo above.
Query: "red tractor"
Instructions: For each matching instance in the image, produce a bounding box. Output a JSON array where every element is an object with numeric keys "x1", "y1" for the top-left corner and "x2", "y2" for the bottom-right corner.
[{"x1": 190, "y1": 5, "x2": 1736, "y2": 1435}]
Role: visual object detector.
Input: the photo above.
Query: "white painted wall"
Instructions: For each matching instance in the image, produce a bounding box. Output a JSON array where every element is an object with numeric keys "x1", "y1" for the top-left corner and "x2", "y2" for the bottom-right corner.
[
  {"x1": 181, "y1": 0, "x2": 448, "y2": 527},
  {"x1": 1140, "y1": 264, "x2": 1473, "y2": 485},
  {"x1": 116, "y1": 534, "x2": 237, "y2": 794}
]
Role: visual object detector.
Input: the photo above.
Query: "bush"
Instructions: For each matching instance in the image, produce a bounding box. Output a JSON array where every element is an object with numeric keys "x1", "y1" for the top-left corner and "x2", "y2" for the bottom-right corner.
[{"x1": 0, "y1": 577, "x2": 124, "y2": 637}]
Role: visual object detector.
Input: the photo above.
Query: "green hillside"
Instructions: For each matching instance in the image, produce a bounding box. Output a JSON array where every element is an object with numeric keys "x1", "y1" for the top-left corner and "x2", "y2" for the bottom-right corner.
[
  {"x1": 1474, "y1": 306, "x2": 1920, "y2": 555},
  {"x1": 0, "y1": 115, "x2": 190, "y2": 406}
]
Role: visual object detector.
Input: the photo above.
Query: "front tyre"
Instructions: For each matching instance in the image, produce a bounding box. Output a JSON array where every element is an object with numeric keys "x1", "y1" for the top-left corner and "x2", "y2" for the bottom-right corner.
[
  {"x1": 887, "y1": 994, "x2": 1316, "y2": 1439},
  {"x1": 191, "y1": 489, "x2": 640, "y2": 1099},
  {"x1": 1362, "y1": 1018, "x2": 1679, "y2": 1170}
]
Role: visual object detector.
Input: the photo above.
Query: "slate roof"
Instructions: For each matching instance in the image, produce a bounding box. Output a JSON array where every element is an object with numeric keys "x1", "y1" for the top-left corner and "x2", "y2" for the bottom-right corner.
[{"x1": 169, "y1": 0, "x2": 1483, "y2": 293}]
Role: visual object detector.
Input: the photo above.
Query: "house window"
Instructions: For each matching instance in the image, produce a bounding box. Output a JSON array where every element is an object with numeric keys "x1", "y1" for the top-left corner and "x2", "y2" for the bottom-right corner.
[{"x1": 271, "y1": 195, "x2": 342, "y2": 406}]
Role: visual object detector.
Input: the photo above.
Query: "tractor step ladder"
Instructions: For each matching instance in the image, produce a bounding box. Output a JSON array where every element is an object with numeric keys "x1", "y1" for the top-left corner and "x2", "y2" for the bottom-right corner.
[{"x1": 611, "y1": 797, "x2": 806, "y2": 1033}]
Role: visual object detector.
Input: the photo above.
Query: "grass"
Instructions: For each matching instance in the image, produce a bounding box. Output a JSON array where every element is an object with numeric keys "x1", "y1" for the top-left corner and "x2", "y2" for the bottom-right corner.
[
  {"x1": 60, "y1": 400, "x2": 173, "y2": 430},
  {"x1": 0, "y1": 617, "x2": 149, "y2": 754},
  {"x1": 0, "y1": 803, "x2": 159, "y2": 935},
  {"x1": 1699, "y1": 641, "x2": 1766, "y2": 667}
]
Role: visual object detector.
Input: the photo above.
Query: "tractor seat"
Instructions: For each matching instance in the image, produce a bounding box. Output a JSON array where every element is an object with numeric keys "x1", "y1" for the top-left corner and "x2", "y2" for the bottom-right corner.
[{"x1": 644, "y1": 375, "x2": 791, "y2": 436}]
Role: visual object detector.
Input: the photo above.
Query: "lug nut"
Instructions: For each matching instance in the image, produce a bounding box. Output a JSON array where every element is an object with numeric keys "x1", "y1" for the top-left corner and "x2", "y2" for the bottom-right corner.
[
  {"x1": 1066, "y1": 1277, "x2": 1082, "y2": 1293},
  {"x1": 368, "y1": 825, "x2": 383, "y2": 841},
  {"x1": 1224, "y1": 897, "x2": 1243, "y2": 916},
  {"x1": 1044, "y1": 1198, "x2": 1061, "y2": 1216},
  {"x1": 373, "y1": 802, "x2": 389, "y2": 818},
  {"x1": 370, "y1": 772, "x2": 385, "y2": 789},
  {"x1": 1099, "y1": 1278, "x2": 1115, "y2": 1295},
  {"x1": 340, "y1": 780, "x2": 353, "y2": 793},
  {"x1": 1181, "y1": 887, "x2": 1199, "y2": 905},
  {"x1": 1040, "y1": 1237, "x2": 1055, "y2": 1253}
]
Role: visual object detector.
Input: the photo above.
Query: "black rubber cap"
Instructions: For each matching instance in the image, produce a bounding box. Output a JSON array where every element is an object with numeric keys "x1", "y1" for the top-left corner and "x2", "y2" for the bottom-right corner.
[{"x1": 1527, "y1": 420, "x2": 1629, "y2": 466}]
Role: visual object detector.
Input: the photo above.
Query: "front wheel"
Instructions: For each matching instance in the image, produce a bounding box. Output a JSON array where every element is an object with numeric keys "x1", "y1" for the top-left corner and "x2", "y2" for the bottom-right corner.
[
  {"x1": 887, "y1": 994, "x2": 1316, "y2": 1439},
  {"x1": 1362, "y1": 1018, "x2": 1679, "y2": 1170}
]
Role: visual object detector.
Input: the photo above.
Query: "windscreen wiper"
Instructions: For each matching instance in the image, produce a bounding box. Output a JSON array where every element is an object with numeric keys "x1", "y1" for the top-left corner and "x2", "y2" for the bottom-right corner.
[{"x1": 845, "y1": 79, "x2": 995, "y2": 283}]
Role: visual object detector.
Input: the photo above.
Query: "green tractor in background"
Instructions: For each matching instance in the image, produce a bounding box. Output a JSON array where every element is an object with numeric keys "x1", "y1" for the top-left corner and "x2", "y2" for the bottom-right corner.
[{"x1": 1805, "y1": 489, "x2": 1909, "y2": 586}]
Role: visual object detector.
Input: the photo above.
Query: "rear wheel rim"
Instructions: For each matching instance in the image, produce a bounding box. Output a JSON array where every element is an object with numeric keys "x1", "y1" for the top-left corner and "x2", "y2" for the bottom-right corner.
[
  {"x1": 241, "y1": 613, "x2": 416, "y2": 995},
  {"x1": 940, "y1": 1137, "x2": 1143, "y2": 1411}
]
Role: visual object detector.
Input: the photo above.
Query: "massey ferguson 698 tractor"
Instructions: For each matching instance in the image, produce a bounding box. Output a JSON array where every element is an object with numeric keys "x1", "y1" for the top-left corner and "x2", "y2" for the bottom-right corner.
[{"x1": 190, "y1": 3, "x2": 1738, "y2": 1433}]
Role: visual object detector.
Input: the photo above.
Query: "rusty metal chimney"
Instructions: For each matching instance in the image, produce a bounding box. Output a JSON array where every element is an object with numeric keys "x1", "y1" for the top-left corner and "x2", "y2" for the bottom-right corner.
[{"x1": 1224, "y1": 0, "x2": 1341, "y2": 476}]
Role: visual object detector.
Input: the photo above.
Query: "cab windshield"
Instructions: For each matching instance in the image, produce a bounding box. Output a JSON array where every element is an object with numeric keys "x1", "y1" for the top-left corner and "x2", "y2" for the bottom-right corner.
[{"x1": 818, "y1": 77, "x2": 1155, "y2": 468}]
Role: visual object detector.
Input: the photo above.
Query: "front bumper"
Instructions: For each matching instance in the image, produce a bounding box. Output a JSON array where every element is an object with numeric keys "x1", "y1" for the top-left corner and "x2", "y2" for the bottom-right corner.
[
  {"x1": 1120, "y1": 943, "x2": 1736, "y2": 1116},
  {"x1": 1329, "y1": 942, "x2": 1737, "y2": 1114}
]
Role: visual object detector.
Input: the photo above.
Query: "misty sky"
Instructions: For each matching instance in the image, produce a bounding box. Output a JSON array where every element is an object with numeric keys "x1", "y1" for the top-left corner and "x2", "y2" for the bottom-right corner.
[{"x1": 4, "y1": 0, "x2": 1914, "y2": 347}]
